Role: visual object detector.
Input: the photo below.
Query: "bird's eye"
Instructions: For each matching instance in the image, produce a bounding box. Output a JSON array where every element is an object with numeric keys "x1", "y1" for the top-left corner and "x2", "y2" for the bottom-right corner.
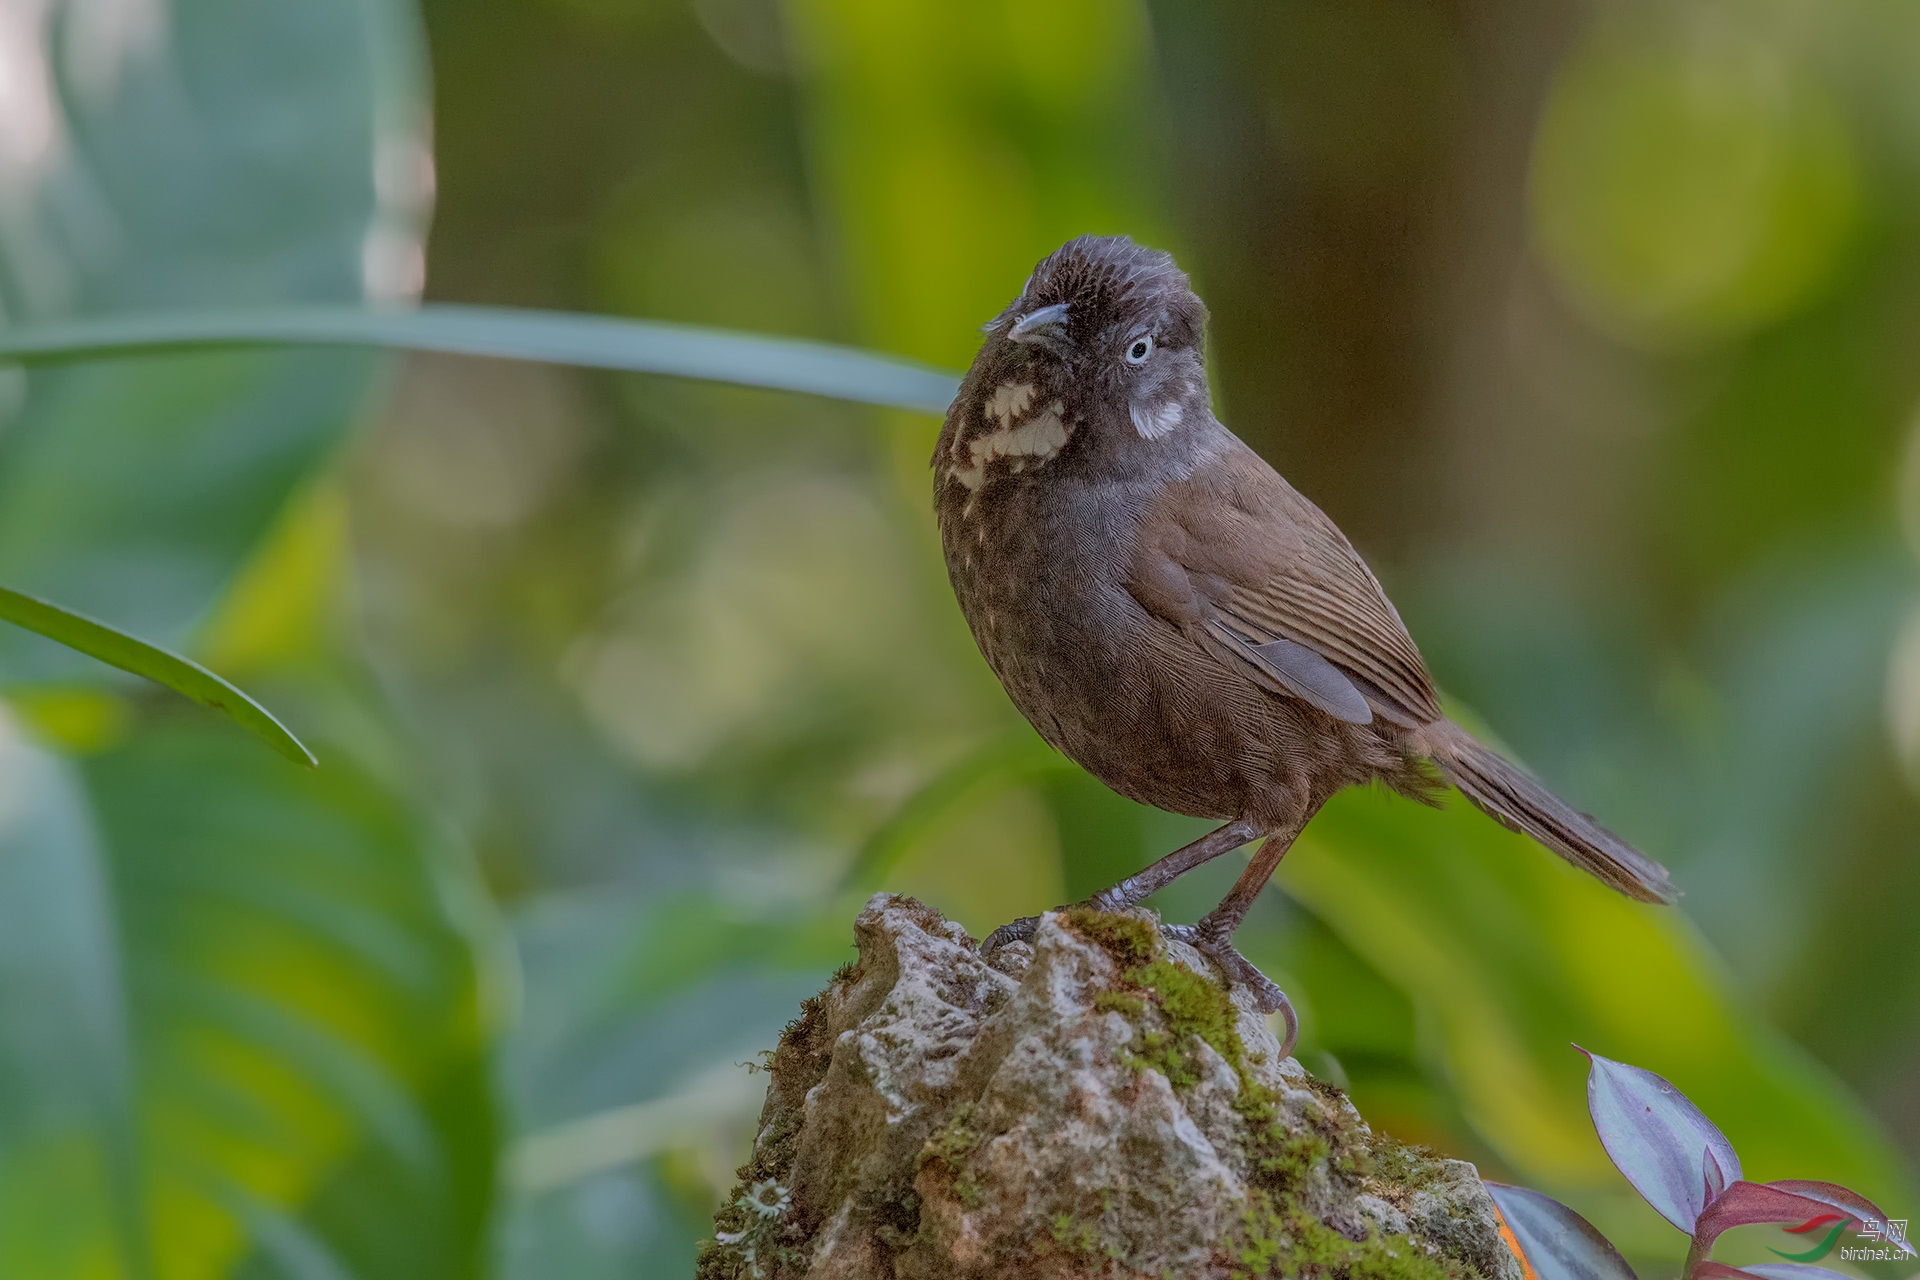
[{"x1": 1125, "y1": 335, "x2": 1153, "y2": 364}]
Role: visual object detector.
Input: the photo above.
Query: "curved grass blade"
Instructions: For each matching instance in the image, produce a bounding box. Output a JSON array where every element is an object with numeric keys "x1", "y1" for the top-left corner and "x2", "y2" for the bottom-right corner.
[
  {"x1": 0, "y1": 306, "x2": 962, "y2": 416},
  {"x1": 0, "y1": 587, "x2": 314, "y2": 766}
]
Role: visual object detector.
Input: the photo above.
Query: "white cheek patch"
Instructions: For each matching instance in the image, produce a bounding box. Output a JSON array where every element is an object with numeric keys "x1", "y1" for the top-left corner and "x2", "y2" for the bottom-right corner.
[{"x1": 1130, "y1": 397, "x2": 1184, "y2": 440}]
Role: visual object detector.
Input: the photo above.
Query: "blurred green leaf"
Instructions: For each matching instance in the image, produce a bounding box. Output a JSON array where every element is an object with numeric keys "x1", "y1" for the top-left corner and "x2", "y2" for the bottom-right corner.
[
  {"x1": 494, "y1": 887, "x2": 846, "y2": 1278},
  {"x1": 1530, "y1": 14, "x2": 1859, "y2": 346},
  {"x1": 0, "y1": 306, "x2": 961, "y2": 417},
  {"x1": 0, "y1": 586, "x2": 314, "y2": 766},
  {"x1": 0, "y1": 0, "x2": 428, "y2": 681},
  {"x1": 504, "y1": 888, "x2": 847, "y2": 1134},
  {"x1": 0, "y1": 710, "x2": 147, "y2": 1278},
  {"x1": 0, "y1": 711, "x2": 495, "y2": 1280},
  {"x1": 842, "y1": 726, "x2": 1070, "y2": 893}
]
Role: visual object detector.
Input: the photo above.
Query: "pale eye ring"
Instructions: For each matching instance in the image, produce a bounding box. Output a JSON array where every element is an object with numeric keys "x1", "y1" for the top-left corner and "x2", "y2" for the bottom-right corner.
[{"x1": 1125, "y1": 334, "x2": 1154, "y2": 364}]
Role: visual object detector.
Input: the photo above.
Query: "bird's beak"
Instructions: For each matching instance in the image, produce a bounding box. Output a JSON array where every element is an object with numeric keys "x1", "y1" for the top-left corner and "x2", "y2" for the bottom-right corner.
[{"x1": 1007, "y1": 302, "x2": 1071, "y2": 347}]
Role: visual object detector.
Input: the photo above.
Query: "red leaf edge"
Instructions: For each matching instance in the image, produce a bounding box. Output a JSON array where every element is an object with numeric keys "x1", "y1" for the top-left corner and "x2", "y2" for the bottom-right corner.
[
  {"x1": 1766, "y1": 1180, "x2": 1914, "y2": 1259},
  {"x1": 1694, "y1": 1183, "x2": 1846, "y2": 1251}
]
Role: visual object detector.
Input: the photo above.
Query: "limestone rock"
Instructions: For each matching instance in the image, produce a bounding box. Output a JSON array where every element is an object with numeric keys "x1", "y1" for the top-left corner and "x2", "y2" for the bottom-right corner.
[{"x1": 698, "y1": 894, "x2": 1524, "y2": 1280}]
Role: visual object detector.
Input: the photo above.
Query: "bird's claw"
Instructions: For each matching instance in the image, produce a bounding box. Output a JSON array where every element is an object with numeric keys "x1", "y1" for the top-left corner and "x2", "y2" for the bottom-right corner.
[
  {"x1": 983, "y1": 888, "x2": 1135, "y2": 954},
  {"x1": 981, "y1": 911, "x2": 1300, "y2": 1055},
  {"x1": 1161, "y1": 922, "x2": 1299, "y2": 1057},
  {"x1": 981, "y1": 915, "x2": 1039, "y2": 953}
]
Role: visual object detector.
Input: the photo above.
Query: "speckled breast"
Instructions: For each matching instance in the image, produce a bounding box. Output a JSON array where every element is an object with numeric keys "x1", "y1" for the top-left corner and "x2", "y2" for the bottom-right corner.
[{"x1": 937, "y1": 474, "x2": 1276, "y2": 823}]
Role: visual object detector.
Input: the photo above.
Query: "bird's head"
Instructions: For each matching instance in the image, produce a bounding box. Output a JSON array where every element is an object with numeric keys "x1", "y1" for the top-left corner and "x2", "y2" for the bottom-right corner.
[{"x1": 936, "y1": 235, "x2": 1211, "y2": 499}]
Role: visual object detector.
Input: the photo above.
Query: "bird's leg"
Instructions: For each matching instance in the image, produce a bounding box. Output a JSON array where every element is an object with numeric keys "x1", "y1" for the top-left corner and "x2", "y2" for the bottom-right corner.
[
  {"x1": 980, "y1": 818, "x2": 1265, "y2": 953},
  {"x1": 1163, "y1": 805, "x2": 1314, "y2": 1055},
  {"x1": 1087, "y1": 816, "x2": 1268, "y2": 912}
]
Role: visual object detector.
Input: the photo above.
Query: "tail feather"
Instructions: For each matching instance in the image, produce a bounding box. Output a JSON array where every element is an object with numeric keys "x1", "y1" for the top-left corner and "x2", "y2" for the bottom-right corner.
[{"x1": 1422, "y1": 720, "x2": 1676, "y2": 905}]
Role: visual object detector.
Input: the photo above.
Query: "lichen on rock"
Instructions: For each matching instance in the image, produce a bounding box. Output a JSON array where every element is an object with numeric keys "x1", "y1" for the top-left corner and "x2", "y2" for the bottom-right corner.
[{"x1": 698, "y1": 894, "x2": 1525, "y2": 1280}]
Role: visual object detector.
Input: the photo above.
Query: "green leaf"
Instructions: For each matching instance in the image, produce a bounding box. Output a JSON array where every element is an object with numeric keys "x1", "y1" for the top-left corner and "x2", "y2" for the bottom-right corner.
[
  {"x1": 0, "y1": 305, "x2": 962, "y2": 417},
  {"x1": 0, "y1": 586, "x2": 314, "y2": 766},
  {"x1": 0, "y1": 712, "x2": 497, "y2": 1280},
  {"x1": 0, "y1": 713, "x2": 148, "y2": 1278},
  {"x1": 495, "y1": 887, "x2": 846, "y2": 1278},
  {"x1": 0, "y1": 0, "x2": 428, "y2": 680},
  {"x1": 841, "y1": 726, "x2": 1071, "y2": 893}
]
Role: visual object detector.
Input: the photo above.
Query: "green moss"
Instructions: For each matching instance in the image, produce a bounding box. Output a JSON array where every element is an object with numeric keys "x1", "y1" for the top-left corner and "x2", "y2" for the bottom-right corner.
[
  {"x1": 1258, "y1": 1130, "x2": 1330, "y2": 1186},
  {"x1": 1067, "y1": 909, "x2": 1251, "y2": 1097},
  {"x1": 1062, "y1": 905, "x2": 1162, "y2": 969},
  {"x1": 1232, "y1": 1190, "x2": 1469, "y2": 1280},
  {"x1": 1223, "y1": 1094, "x2": 1486, "y2": 1280},
  {"x1": 918, "y1": 1101, "x2": 978, "y2": 1168},
  {"x1": 1002, "y1": 910, "x2": 1483, "y2": 1280},
  {"x1": 1367, "y1": 1138, "x2": 1448, "y2": 1190},
  {"x1": 916, "y1": 1101, "x2": 984, "y2": 1208},
  {"x1": 1045, "y1": 1207, "x2": 1126, "y2": 1265},
  {"x1": 1050, "y1": 1212, "x2": 1096, "y2": 1255},
  {"x1": 696, "y1": 989, "x2": 838, "y2": 1279},
  {"x1": 1235, "y1": 1190, "x2": 1289, "y2": 1274},
  {"x1": 1137, "y1": 955, "x2": 1245, "y2": 1067}
]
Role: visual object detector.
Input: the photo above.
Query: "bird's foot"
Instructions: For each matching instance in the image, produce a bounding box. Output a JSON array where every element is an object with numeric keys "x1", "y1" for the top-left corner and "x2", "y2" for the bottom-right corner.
[
  {"x1": 981, "y1": 915, "x2": 1040, "y2": 953},
  {"x1": 981, "y1": 887, "x2": 1137, "y2": 954},
  {"x1": 1162, "y1": 920, "x2": 1299, "y2": 1057}
]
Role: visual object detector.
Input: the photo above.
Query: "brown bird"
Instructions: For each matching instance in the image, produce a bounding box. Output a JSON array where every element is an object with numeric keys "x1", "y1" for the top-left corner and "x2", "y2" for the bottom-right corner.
[{"x1": 934, "y1": 235, "x2": 1674, "y2": 1051}]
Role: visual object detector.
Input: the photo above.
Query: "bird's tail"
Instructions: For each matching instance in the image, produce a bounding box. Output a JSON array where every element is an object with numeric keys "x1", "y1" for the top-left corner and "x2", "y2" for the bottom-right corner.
[{"x1": 1419, "y1": 719, "x2": 1676, "y2": 905}]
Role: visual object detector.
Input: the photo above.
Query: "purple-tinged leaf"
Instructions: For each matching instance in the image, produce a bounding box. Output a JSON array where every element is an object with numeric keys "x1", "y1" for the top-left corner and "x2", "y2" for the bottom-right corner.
[
  {"x1": 1692, "y1": 1263, "x2": 1764, "y2": 1280},
  {"x1": 1692, "y1": 1182, "x2": 1866, "y2": 1252},
  {"x1": 1704, "y1": 1147, "x2": 1728, "y2": 1205},
  {"x1": 1768, "y1": 1181, "x2": 1915, "y2": 1260},
  {"x1": 1742, "y1": 1265, "x2": 1858, "y2": 1280},
  {"x1": 1580, "y1": 1047, "x2": 1742, "y2": 1232},
  {"x1": 1692, "y1": 1264, "x2": 1855, "y2": 1280},
  {"x1": 1486, "y1": 1182, "x2": 1639, "y2": 1280}
]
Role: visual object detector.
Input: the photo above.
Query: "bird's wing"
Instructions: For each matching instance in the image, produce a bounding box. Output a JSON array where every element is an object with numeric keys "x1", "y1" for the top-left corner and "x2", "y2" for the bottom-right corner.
[{"x1": 1125, "y1": 439, "x2": 1442, "y2": 727}]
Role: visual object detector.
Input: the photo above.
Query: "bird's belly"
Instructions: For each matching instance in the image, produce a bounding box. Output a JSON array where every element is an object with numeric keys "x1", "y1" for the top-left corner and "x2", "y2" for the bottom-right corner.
[{"x1": 963, "y1": 561, "x2": 1289, "y2": 821}]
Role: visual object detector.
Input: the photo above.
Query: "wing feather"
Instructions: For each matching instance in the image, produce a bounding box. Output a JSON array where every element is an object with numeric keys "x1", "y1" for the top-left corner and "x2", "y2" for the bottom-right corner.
[{"x1": 1127, "y1": 438, "x2": 1442, "y2": 727}]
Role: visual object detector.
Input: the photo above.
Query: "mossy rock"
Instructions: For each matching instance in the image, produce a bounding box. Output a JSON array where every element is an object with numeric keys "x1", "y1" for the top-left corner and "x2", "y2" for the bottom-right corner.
[{"x1": 699, "y1": 895, "x2": 1524, "y2": 1280}]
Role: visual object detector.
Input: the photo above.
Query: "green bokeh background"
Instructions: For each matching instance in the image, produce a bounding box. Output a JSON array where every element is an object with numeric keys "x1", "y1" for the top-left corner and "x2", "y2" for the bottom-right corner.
[{"x1": 2, "y1": 0, "x2": 1918, "y2": 1275}]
